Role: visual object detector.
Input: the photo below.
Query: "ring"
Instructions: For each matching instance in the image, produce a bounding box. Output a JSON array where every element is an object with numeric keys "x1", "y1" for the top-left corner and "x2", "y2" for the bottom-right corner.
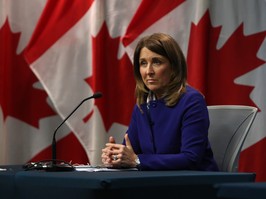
[{"x1": 113, "y1": 155, "x2": 118, "y2": 161}]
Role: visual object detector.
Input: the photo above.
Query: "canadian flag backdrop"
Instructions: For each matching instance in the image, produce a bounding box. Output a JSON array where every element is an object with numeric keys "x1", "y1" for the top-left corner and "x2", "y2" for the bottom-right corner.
[{"x1": 1, "y1": 0, "x2": 266, "y2": 181}]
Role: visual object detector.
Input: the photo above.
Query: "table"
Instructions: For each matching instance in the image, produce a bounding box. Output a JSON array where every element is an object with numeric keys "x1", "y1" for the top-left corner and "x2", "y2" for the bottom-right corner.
[
  {"x1": 0, "y1": 165, "x2": 19, "y2": 199},
  {"x1": 0, "y1": 165, "x2": 256, "y2": 199},
  {"x1": 216, "y1": 182, "x2": 266, "y2": 199}
]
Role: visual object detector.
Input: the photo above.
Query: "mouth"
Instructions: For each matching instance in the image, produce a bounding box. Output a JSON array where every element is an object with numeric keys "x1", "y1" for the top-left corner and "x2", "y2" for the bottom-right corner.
[{"x1": 146, "y1": 79, "x2": 157, "y2": 83}]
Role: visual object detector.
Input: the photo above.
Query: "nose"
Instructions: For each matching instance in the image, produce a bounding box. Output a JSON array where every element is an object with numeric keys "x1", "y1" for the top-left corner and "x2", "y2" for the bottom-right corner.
[{"x1": 146, "y1": 64, "x2": 154, "y2": 75}]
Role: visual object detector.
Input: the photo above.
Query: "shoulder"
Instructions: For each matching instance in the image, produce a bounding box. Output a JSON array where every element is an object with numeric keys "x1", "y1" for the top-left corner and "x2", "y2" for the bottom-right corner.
[
  {"x1": 181, "y1": 85, "x2": 205, "y2": 101},
  {"x1": 185, "y1": 85, "x2": 204, "y2": 96},
  {"x1": 178, "y1": 85, "x2": 207, "y2": 110}
]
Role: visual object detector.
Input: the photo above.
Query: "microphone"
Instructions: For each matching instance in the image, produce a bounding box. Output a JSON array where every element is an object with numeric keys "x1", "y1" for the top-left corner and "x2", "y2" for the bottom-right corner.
[{"x1": 23, "y1": 92, "x2": 103, "y2": 172}]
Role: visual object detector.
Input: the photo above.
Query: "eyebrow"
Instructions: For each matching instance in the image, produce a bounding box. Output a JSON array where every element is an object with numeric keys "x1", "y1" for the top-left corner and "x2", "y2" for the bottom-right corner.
[{"x1": 139, "y1": 56, "x2": 165, "y2": 60}]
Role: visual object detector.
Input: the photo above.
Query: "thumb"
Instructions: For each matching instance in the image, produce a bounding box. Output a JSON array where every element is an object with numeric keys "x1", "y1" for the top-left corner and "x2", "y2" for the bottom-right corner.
[
  {"x1": 125, "y1": 134, "x2": 132, "y2": 148},
  {"x1": 109, "y1": 136, "x2": 116, "y2": 143}
]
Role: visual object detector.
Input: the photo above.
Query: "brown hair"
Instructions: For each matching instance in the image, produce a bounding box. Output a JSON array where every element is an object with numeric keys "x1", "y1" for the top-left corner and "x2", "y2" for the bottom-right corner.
[{"x1": 133, "y1": 33, "x2": 187, "y2": 107}]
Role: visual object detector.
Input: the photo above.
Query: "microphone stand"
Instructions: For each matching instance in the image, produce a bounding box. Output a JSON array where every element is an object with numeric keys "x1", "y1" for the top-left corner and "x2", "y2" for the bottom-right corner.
[
  {"x1": 49, "y1": 92, "x2": 102, "y2": 171},
  {"x1": 23, "y1": 92, "x2": 103, "y2": 172}
]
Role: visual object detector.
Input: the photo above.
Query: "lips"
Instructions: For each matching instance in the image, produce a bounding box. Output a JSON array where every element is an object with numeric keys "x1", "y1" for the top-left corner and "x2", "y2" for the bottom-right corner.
[{"x1": 147, "y1": 79, "x2": 157, "y2": 83}]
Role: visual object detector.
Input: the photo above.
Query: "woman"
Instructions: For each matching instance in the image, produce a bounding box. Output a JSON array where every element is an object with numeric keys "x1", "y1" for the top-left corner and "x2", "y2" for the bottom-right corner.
[{"x1": 101, "y1": 33, "x2": 219, "y2": 171}]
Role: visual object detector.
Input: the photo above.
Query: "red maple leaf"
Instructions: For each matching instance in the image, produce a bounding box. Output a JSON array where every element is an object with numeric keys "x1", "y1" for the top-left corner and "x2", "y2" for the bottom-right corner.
[
  {"x1": 0, "y1": 19, "x2": 56, "y2": 128},
  {"x1": 187, "y1": 11, "x2": 266, "y2": 106},
  {"x1": 85, "y1": 23, "x2": 136, "y2": 131}
]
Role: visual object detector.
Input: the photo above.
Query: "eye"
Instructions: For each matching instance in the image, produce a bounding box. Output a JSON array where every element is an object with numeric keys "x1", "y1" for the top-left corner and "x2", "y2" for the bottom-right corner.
[
  {"x1": 139, "y1": 60, "x2": 147, "y2": 67},
  {"x1": 152, "y1": 58, "x2": 162, "y2": 66}
]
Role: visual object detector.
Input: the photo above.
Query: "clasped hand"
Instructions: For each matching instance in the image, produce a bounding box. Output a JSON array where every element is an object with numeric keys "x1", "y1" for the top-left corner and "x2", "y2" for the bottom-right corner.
[{"x1": 101, "y1": 134, "x2": 137, "y2": 168}]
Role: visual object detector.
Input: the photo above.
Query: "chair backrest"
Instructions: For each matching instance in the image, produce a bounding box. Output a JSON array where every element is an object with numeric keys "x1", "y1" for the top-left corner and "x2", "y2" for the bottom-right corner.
[{"x1": 207, "y1": 105, "x2": 258, "y2": 172}]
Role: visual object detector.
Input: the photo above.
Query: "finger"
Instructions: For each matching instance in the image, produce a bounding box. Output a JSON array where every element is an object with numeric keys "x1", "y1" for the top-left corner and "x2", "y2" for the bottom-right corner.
[
  {"x1": 102, "y1": 148, "x2": 115, "y2": 160},
  {"x1": 102, "y1": 147, "x2": 110, "y2": 153},
  {"x1": 105, "y1": 143, "x2": 123, "y2": 149},
  {"x1": 104, "y1": 158, "x2": 112, "y2": 164},
  {"x1": 102, "y1": 148, "x2": 112, "y2": 156},
  {"x1": 101, "y1": 151, "x2": 110, "y2": 158},
  {"x1": 125, "y1": 134, "x2": 132, "y2": 148}
]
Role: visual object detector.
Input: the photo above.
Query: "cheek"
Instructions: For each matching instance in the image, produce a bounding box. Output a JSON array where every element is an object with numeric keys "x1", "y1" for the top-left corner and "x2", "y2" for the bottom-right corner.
[
  {"x1": 139, "y1": 68, "x2": 146, "y2": 79},
  {"x1": 158, "y1": 69, "x2": 172, "y2": 85}
]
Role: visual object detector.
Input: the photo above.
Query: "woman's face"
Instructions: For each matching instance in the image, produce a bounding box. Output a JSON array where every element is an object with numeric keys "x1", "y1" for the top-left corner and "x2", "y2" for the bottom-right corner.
[{"x1": 139, "y1": 47, "x2": 172, "y2": 98}]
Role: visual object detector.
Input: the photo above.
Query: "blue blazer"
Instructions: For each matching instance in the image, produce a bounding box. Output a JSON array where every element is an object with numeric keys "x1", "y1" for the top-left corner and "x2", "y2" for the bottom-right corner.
[{"x1": 126, "y1": 86, "x2": 219, "y2": 171}]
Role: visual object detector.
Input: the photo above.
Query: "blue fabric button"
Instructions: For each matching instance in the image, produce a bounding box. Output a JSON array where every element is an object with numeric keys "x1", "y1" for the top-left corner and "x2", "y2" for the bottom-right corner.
[{"x1": 151, "y1": 102, "x2": 157, "y2": 108}]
